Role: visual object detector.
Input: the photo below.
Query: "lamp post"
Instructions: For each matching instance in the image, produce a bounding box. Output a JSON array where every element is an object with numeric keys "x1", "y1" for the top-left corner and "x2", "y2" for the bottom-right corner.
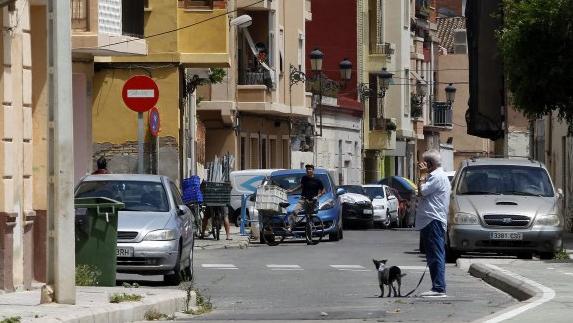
[
  {"x1": 288, "y1": 49, "x2": 352, "y2": 166},
  {"x1": 358, "y1": 67, "x2": 394, "y2": 120},
  {"x1": 445, "y1": 83, "x2": 456, "y2": 105}
]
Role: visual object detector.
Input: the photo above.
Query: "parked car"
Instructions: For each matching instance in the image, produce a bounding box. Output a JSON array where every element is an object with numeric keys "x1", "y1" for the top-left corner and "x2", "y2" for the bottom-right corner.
[
  {"x1": 266, "y1": 168, "x2": 345, "y2": 241},
  {"x1": 339, "y1": 186, "x2": 374, "y2": 229},
  {"x1": 75, "y1": 174, "x2": 194, "y2": 285},
  {"x1": 229, "y1": 169, "x2": 283, "y2": 226},
  {"x1": 447, "y1": 158, "x2": 564, "y2": 262},
  {"x1": 362, "y1": 184, "x2": 399, "y2": 227}
]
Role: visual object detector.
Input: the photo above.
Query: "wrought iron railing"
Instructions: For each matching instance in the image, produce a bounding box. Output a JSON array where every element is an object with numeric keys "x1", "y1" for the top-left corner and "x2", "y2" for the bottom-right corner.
[{"x1": 432, "y1": 102, "x2": 453, "y2": 127}]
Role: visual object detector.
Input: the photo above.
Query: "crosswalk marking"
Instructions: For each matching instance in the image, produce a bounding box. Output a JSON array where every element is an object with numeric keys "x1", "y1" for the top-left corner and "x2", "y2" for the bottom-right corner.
[
  {"x1": 330, "y1": 265, "x2": 370, "y2": 272},
  {"x1": 266, "y1": 264, "x2": 303, "y2": 271},
  {"x1": 201, "y1": 264, "x2": 238, "y2": 270}
]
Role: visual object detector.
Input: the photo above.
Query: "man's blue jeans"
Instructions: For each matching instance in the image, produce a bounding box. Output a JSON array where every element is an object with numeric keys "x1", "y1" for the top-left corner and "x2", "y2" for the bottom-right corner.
[{"x1": 420, "y1": 220, "x2": 446, "y2": 293}]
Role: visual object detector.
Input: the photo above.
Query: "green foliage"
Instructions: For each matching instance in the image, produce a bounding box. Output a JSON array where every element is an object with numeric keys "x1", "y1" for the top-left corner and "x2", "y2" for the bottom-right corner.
[
  {"x1": 143, "y1": 309, "x2": 172, "y2": 321},
  {"x1": 183, "y1": 288, "x2": 213, "y2": 315},
  {"x1": 0, "y1": 317, "x2": 21, "y2": 323},
  {"x1": 554, "y1": 248, "x2": 569, "y2": 260},
  {"x1": 75, "y1": 264, "x2": 101, "y2": 286},
  {"x1": 108, "y1": 293, "x2": 143, "y2": 303},
  {"x1": 385, "y1": 120, "x2": 397, "y2": 131},
  {"x1": 497, "y1": 0, "x2": 573, "y2": 132},
  {"x1": 208, "y1": 68, "x2": 226, "y2": 84}
]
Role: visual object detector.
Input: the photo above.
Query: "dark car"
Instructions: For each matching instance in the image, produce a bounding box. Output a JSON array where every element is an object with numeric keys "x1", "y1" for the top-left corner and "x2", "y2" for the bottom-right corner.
[{"x1": 339, "y1": 185, "x2": 374, "y2": 228}]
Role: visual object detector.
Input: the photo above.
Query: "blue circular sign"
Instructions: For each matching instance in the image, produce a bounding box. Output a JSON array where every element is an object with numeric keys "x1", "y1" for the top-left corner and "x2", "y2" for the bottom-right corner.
[{"x1": 149, "y1": 107, "x2": 160, "y2": 137}]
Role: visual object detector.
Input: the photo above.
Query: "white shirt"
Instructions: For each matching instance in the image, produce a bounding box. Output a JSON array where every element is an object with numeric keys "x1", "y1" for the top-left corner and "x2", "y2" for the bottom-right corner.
[{"x1": 415, "y1": 167, "x2": 451, "y2": 231}]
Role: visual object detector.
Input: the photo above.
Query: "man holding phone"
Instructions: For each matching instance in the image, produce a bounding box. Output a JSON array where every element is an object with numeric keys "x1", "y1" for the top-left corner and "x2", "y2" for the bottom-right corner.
[{"x1": 416, "y1": 149, "x2": 451, "y2": 298}]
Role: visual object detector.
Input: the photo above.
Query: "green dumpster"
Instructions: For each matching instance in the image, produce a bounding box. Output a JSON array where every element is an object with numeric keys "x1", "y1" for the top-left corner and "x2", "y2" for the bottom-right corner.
[{"x1": 75, "y1": 197, "x2": 124, "y2": 286}]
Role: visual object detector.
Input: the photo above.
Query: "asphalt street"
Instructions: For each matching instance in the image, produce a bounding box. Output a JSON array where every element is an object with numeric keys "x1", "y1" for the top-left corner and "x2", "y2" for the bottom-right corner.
[{"x1": 181, "y1": 228, "x2": 515, "y2": 322}]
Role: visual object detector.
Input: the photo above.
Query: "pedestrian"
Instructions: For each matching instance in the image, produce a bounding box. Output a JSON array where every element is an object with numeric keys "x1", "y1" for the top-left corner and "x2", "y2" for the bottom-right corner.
[
  {"x1": 416, "y1": 149, "x2": 450, "y2": 298},
  {"x1": 92, "y1": 156, "x2": 110, "y2": 175}
]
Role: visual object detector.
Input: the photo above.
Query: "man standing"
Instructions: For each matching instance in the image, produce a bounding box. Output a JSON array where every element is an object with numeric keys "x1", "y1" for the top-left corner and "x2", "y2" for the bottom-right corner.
[
  {"x1": 416, "y1": 150, "x2": 451, "y2": 298},
  {"x1": 287, "y1": 164, "x2": 325, "y2": 232}
]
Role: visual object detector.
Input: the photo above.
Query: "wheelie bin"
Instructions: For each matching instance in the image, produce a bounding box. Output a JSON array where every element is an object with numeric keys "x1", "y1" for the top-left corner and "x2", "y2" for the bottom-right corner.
[{"x1": 74, "y1": 197, "x2": 124, "y2": 286}]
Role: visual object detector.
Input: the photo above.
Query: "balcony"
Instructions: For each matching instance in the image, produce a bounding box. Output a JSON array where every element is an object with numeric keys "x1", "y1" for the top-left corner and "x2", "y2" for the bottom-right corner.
[
  {"x1": 71, "y1": 0, "x2": 147, "y2": 56},
  {"x1": 425, "y1": 102, "x2": 453, "y2": 131},
  {"x1": 368, "y1": 129, "x2": 396, "y2": 150},
  {"x1": 237, "y1": 0, "x2": 272, "y2": 10},
  {"x1": 369, "y1": 42, "x2": 395, "y2": 56}
]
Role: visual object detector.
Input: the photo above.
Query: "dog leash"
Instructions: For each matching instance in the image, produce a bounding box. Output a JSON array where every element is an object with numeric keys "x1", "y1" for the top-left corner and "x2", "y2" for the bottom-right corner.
[{"x1": 401, "y1": 265, "x2": 428, "y2": 297}]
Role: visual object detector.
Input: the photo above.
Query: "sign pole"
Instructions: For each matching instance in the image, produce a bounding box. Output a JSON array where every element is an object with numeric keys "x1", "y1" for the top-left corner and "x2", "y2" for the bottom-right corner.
[{"x1": 138, "y1": 112, "x2": 144, "y2": 173}]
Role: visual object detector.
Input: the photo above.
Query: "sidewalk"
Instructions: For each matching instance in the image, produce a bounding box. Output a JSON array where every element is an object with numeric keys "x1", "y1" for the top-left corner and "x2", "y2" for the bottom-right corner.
[
  {"x1": 194, "y1": 225, "x2": 251, "y2": 250},
  {"x1": 0, "y1": 286, "x2": 190, "y2": 323},
  {"x1": 459, "y1": 231, "x2": 573, "y2": 323}
]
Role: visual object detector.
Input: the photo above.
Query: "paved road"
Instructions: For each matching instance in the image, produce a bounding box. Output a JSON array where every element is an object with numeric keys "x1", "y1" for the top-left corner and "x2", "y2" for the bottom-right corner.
[{"x1": 181, "y1": 228, "x2": 514, "y2": 322}]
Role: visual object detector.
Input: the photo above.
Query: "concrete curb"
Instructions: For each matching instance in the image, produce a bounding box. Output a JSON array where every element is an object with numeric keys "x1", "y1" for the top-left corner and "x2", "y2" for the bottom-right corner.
[
  {"x1": 26, "y1": 290, "x2": 194, "y2": 323},
  {"x1": 468, "y1": 263, "x2": 538, "y2": 301},
  {"x1": 194, "y1": 237, "x2": 250, "y2": 250}
]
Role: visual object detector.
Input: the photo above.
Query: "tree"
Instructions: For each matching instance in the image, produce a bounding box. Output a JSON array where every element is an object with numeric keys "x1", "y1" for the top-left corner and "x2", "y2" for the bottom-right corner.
[{"x1": 497, "y1": 0, "x2": 573, "y2": 132}]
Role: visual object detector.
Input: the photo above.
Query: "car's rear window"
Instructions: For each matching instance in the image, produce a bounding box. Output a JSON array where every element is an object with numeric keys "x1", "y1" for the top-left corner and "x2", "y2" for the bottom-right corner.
[
  {"x1": 270, "y1": 173, "x2": 332, "y2": 194},
  {"x1": 457, "y1": 165, "x2": 554, "y2": 197},
  {"x1": 75, "y1": 181, "x2": 170, "y2": 212},
  {"x1": 363, "y1": 186, "x2": 385, "y2": 200}
]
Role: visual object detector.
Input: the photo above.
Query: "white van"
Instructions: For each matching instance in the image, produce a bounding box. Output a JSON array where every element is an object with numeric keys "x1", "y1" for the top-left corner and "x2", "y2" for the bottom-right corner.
[{"x1": 229, "y1": 169, "x2": 283, "y2": 225}]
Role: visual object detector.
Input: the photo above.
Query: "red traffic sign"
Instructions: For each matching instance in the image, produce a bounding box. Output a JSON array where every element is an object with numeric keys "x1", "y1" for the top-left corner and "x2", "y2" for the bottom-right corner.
[
  {"x1": 149, "y1": 107, "x2": 160, "y2": 137},
  {"x1": 122, "y1": 75, "x2": 159, "y2": 113}
]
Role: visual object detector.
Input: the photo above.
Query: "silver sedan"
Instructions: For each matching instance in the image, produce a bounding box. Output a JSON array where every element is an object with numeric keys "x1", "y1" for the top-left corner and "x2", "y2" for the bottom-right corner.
[{"x1": 75, "y1": 174, "x2": 194, "y2": 285}]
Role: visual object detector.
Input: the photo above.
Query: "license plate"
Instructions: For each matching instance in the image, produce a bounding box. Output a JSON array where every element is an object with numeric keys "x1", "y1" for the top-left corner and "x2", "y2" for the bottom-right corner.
[
  {"x1": 116, "y1": 247, "x2": 134, "y2": 257},
  {"x1": 363, "y1": 209, "x2": 373, "y2": 214},
  {"x1": 490, "y1": 232, "x2": 523, "y2": 240}
]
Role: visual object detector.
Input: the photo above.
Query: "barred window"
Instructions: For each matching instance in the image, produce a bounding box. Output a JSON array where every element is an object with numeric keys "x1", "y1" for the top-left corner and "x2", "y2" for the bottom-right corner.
[{"x1": 178, "y1": 0, "x2": 214, "y2": 9}]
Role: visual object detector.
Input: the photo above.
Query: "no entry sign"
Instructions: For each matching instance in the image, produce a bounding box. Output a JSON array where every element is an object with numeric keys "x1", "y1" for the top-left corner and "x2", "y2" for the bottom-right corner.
[{"x1": 122, "y1": 75, "x2": 159, "y2": 113}]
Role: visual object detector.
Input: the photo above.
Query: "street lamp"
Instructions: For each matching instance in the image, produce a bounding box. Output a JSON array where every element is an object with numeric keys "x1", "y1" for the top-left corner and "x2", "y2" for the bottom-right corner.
[
  {"x1": 339, "y1": 58, "x2": 352, "y2": 82},
  {"x1": 445, "y1": 83, "x2": 456, "y2": 104},
  {"x1": 310, "y1": 48, "x2": 324, "y2": 72},
  {"x1": 358, "y1": 67, "x2": 394, "y2": 101}
]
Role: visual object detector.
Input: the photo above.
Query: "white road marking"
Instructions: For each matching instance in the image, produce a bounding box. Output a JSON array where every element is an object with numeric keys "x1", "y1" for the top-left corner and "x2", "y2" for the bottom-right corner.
[
  {"x1": 546, "y1": 267, "x2": 555, "y2": 270},
  {"x1": 266, "y1": 264, "x2": 302, "y2": 268},
  {"x1": 270, "y1": 268, "x2": 304, "y2": 271},
  {"x1": 330, "y1": 265, "x2": 366, "y2": 269},
  {"x1": 563, "y1": 272, "x2": 573, "y2": 276},
  {"x1": 399, "y1": 266, "x2": 427, "y2": 270},
  {"x1": 201, "y1": 264, "x2": 238, "y2": 269},
  {"x1": 480, "y1": 264, "x2": 555, "y2": 323}
]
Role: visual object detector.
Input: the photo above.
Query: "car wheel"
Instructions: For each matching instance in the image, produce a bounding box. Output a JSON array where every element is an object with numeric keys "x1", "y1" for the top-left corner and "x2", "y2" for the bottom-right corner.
[
  {"x1": 384, "y1": 210, "x2": 392, "y2": 228},
  {"x1": 517, "y1": 252, "x2": 533, "y2": 260},
  {"x1": 184, "y1": 240, "x2": 194, "y2": 281},
  {"x1": 329, "y1": 221, "x2": 343, "y2": 241},
  {"x1": 539, "y1": 252, "x2": 554, "y2": 260},
  {"x1": 165, "y1": 244, "x2": 183, "y2": 286}
]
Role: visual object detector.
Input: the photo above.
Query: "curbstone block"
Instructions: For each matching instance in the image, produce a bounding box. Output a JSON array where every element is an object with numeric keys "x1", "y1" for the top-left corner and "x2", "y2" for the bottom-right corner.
[{"x1": 469, "y1": 263, "x2": 537, "y2": 301}]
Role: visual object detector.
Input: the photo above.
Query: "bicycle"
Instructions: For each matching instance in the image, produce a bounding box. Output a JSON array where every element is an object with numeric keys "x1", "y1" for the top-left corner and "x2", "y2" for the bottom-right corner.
[
  {"x1": 188, "y1": 203, "x2": 205, "y2": 238},
  {"x1": 260, "y1": 199, "x2": 325, "y2": 246}
]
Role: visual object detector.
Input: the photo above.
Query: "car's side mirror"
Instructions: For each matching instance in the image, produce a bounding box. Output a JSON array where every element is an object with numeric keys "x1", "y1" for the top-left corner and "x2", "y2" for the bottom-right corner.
[
  {"x1": 177, "y1": 205, "x2": 187, "y2": 216},
  {"x1": 336, "y1": 188, "x2": 347, "y2": 196},
  {"x1": 557, "y1": 188, "x2": 564, "y2": 199}
]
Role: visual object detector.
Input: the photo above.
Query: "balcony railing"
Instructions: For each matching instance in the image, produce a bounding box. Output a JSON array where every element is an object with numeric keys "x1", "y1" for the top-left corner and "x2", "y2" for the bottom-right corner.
[
  {"x1": 239, "y1": 70, "x2": 273, "y2": 88},
  {"x1": 431, "y1": 102, "x2": 453, "y2": 128},
  {"x1": 369, "y1": 42, "x2": 394, "y2": 56},
  {"x1": 73, "y1": 0, "x2": 143, "y2": 38},
  {"x1": 71, "y1": 0, "x2": 88, "y2": 31}
]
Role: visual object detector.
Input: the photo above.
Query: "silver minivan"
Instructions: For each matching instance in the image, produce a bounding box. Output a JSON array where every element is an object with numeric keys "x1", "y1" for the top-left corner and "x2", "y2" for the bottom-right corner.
[
  {"x1": 75, "y1": 174, "x2": 194, "y2": 285},
  {"x1": 448, "y1": 158, "x2": 563, "y2": 261}
]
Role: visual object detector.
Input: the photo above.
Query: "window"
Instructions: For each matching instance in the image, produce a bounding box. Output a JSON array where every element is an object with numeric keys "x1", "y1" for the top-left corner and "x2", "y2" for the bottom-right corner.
[
  {"x1": 270, "y1": 139, "x2": 277, "y2": 168},
  {"x1": 261, "y1": 138, "x2": 268, "y2": 168},
  {"x1": 279, "y1": 27, "x2": 285, "y2": 74},
  {"x1": 240, "y1": 136, "x2": 247, "y2": 170},
  {"x1": 282, "y1": 138, "x2": 290, "y2": 168},
  {"x1": 250, "y1": 137, "x2": 259, "y2": 168},
  {"x1": 170, "y1": 182, "x2": 184, "y2": 206},
  {"x1": 179, "y1": 0, "x2": 213, "y2": 9},
  {"x1": 298, "y1": 32, "x2": 304, "y2": 70},
  {"x1": 75, "y1": 181, "x2": 170, "y2": 212}
]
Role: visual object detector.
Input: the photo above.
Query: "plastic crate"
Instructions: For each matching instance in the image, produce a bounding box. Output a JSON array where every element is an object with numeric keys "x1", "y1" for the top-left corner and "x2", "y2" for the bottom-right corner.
[
  {"x1": 182, "y1": 176, "x2": 203, "y2": 203},
  {"x1": 202, "y1": 182, "x2": 231, "y2": 206},
  {"x1": 255, "y1": 185, "x2": 287, "y2": 213}
]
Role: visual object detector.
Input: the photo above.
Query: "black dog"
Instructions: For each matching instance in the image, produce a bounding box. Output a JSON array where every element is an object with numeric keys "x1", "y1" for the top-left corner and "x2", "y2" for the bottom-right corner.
[{"x1": 373, "y1": 259, "x2": 406, "y2": 298}]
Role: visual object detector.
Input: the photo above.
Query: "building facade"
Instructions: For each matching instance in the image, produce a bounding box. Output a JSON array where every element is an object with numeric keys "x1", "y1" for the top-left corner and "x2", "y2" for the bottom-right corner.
[
  {"x1": 199, "y1": 0, "x2": 312, "y2": 176},
  {"x1": 91, "y1": 0, "x2": 229, "y2": 183}
]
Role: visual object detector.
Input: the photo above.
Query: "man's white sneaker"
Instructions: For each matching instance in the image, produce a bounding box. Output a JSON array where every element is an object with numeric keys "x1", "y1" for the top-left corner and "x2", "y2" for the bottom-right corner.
[{"x1": 420, "y1": 290, "x2": 447, "y2": 298}]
